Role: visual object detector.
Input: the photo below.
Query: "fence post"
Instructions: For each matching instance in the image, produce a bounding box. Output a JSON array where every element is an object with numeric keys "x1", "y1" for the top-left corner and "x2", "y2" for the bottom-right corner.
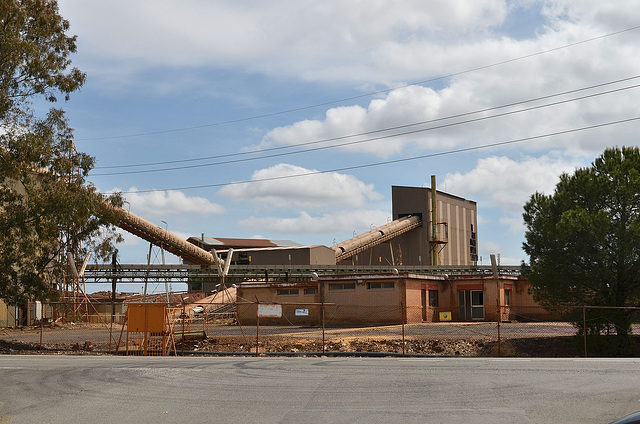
[
  {"x1": 491, "y1": 254, "x2": 501, "y2": 356},
  {"x1": 182, "y1": 299, "x2": 186, "y2": 356},
  {"x1": 583, "y1": 304, "x2": 587, "y2": 357},
  {"x1": 108, "y1": 301, "x2": 113, "y2": 353},
  {"x1": 255, "y1": 302, "x2": 260, "y2": 357},
  {"x1": 497, "y1": 305, "x2": 501, "y2": 356},
  {"x1": 111, "y1": 253, "x2": 117, "y2": 323},
  {"x1": 321, "y1": 301, "x2": 325, "y2": 356},
  {"x1": 401, "y1": 303, "x2": 405, "y2": 357}
]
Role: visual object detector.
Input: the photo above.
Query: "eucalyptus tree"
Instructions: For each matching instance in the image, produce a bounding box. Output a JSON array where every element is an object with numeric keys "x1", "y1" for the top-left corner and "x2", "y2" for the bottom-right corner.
[{"x1": 0, "y1": 0, "x2": 122, "y2": 305}]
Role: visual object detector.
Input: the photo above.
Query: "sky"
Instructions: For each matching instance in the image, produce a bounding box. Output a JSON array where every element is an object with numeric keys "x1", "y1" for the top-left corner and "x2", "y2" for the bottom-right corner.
[{"x1": 55, "y1": 0, "x2": 640, "y2": 269}]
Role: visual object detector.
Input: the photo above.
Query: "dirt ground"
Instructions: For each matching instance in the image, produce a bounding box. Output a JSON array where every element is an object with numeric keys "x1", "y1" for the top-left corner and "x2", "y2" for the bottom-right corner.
[
  {"x1": 0, "y1": 333, "x2": 579, "y2": 357},
  {"x1": 179, "y1": 335, "x2": 579, "y2": 357}
]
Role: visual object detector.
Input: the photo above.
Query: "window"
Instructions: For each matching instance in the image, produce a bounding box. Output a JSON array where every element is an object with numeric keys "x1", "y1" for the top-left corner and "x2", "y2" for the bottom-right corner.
[
  {"x1": 328, "y1": 283, "x2": 356, "y2": 291},
  {"x1": 428, "y1": 290, "x2": 439, "y2": 307},
  {"x1": 367, "y1": 282, "x2": 395, "y2": 290},
  {"x1": 277, "y1": 289, "x2": 299, "y2": 296},
  {"x1": 504, "y1": 289, "x2": 511, "y2": 306},
  {"x1": 304, "y1": 288, "x2": 318, "y2": 295}
]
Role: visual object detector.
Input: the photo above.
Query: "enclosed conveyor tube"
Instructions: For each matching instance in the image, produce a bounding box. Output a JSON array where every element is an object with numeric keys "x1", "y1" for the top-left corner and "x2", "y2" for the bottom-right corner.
[
  {"x1": 113, "y1": 206, "x2": 224, "y2": 268},
  {"x1": 331, "y1": 215, "x2": 421, "y2": 262}
]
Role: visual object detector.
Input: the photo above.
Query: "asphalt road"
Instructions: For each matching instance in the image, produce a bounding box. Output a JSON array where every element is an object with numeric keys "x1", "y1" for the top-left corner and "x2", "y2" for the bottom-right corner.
[{"x1": 1, "y1": 356, "x2": 639, "y2": 424}]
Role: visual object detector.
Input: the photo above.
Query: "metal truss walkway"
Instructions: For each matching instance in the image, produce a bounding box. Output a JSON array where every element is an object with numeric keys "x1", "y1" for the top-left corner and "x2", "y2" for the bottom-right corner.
[{"x1": 84, "y1": 263, "x2": 521, "y2": 285}]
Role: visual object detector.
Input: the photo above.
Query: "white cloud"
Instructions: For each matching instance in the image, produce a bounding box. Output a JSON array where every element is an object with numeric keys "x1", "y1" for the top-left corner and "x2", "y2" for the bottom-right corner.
[
  {"x1": 60, "y1": 0, "x2": 508, "y2": 82},
  {"x1": 480, "y1": 240, "x2": 502, "y2": 257},
  {"x1": 117, "y1": 229, "x2": 143, "y2": 247},
  {"x1": 61, "y1": 1, "x2": 640, "y2": 267},
  {"x1": 260, "y1": 85, "x2": 451, "y2": 157},
  {"x1": 122, "y1": 188, "x2": 225, "y2": 217},
  {"x1": 499, "y1": 216, "x2": 527, "y2": 234},
  {"x1": 218, "y1": 163, "x2": 382, "y2": 208},
  {"x1": 238, "y1": 209, "x2": 390, "y2": 235},
  {"x1": 477, "y1": 241, "x2": 521, "y2": 265},
  {"x1": 224, "y1": 1, "x2": 640, "y2": 163},
  {"x1": 442, "y1": 154, "x2": 582, "y2": 214}
]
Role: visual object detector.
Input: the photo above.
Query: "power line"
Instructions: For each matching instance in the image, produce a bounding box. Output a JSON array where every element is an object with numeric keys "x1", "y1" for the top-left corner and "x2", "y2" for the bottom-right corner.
[
  {"x1": 90, "y1": 79, "x2": 640, "y2": 176},
  {"x1": 95, "y1": 74, "x2": 640, "y2": 170},
  {"x1": 114, "y1": 116, "x2": 640, "y2": 195},
  {"x1": 79, "y1": 24, "x2": 640, "y2": 142}
]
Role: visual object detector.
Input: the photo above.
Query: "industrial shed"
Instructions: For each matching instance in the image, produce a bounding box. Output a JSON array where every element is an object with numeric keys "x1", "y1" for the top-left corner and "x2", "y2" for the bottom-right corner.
[{"x1": 235, "y1": 272, "x2": 540, "y2": 326}]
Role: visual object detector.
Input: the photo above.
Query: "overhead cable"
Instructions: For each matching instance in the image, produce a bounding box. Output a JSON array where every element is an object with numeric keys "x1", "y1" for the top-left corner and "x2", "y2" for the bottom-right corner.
[
  {"x1": 91, "y1": 78, "x2": 640, "y2": 176},
  {"x1": 112, "y1": 115, "x2": 640, "y2": 194},
  {"x1": 79, "y1": 24, "x2": 640, "y2": 142}
]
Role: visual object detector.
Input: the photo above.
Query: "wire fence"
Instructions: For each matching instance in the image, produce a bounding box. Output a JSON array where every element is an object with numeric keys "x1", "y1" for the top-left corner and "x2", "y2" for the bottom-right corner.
[{"x1": 2, "y1": 301, "x2": 640, "y2": 357}]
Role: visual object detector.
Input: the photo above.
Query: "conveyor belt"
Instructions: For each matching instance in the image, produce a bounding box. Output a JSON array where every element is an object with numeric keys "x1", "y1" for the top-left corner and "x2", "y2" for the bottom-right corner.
[
  {"x1": 115, "y1": 207, "x2": 224, "y2": 268},
  {"x1": 331, "y1": 215, "x2": 421, "y2": 262}
]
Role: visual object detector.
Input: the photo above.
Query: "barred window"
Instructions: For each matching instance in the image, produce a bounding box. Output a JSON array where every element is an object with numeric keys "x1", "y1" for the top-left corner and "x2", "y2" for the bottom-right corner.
[
  {"x1": 304, "y1": 288, "x2": 318, "y2": 295},
  {"x1": 328, "y1": 283, "x2": 356, "y2": 291},
  {"x1": 367, "y1": 282, "x2": 395, "y2": 290},
  {"x1": 504, "y1": 289, "x2": 511, "y2": 306},
  {"x1": 277, "y1": 289, "x2": 299, "y2": 296},
  {"x1": 428, "y1": 290, "x2": 439, "y2": 307}
]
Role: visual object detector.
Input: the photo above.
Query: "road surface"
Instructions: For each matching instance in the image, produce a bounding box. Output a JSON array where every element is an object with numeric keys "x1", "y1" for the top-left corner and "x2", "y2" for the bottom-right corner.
[{"x1": 1, "y1": 356, "x2": 639, "y2": 423}]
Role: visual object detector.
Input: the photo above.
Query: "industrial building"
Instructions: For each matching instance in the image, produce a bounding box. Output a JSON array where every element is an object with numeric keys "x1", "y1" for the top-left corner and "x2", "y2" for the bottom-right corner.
[
  {"x1": 176, "y1": 179, "x2": 531, "y2": 324},
  {"x1": 235, "y1": 271, "x2": 538, "y2": 325},
  {"x1": 2, "y1": 176, "x2": 541, "y2": 326},
  {"x1": 185, "y1": 179, "x2": 478, "y2": 269},
  {"x1": 343, "y1": 183, "x2": 478, "y2": 267}
]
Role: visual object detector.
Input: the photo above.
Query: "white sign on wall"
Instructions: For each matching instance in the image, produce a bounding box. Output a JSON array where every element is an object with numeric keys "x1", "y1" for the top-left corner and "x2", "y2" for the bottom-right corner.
[
  {"x1": 258, "y1": 304, "x2": 282, "y2": 318},
  {"x1": 295, "y1": 308, "x2": 309, "y2": 317}
]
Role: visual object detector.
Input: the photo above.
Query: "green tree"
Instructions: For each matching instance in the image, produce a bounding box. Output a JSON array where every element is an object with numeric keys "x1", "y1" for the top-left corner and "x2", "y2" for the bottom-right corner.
[
  {"x1": 0, "y1": 0, "x2": 122, "y2": 305},
  {"x1": 523, "y1": 146, "x2": 640, "y2": 355}
]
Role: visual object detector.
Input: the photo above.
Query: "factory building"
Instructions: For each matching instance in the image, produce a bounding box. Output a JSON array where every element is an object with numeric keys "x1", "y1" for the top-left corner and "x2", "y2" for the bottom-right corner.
[
  {"x1": 340, "y1": 184, "x2": 478, "y2": 266},
  {"x1": 178, "y1": 179, "x2": 529, "y2": 324},
  {"x1": 235, "y1": 272, "x2": 540, "y2": 325},
  {"x1": 185, "y1": 180, "x2": 478, "y2": 268}
]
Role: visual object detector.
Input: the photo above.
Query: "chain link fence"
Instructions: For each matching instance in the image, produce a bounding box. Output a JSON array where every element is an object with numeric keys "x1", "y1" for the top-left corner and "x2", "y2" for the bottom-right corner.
[{"x1": 2, "y1": 301, "x2": 639, "y2": 357}]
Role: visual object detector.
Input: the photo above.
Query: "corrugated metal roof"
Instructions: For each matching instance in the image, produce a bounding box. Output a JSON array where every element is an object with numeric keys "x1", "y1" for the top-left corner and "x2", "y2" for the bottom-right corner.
[
  {"x1": 188, "y1": 237, "x2": 302, "y2": 249},
  {"x1": 216, "y1": 245, "x2": 328, "y2": 253}
]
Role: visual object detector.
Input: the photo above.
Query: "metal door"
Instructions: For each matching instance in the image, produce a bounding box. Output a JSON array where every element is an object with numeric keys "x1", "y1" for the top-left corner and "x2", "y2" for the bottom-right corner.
[
  {"x1": 458, "y1": 290, "x2": 484, "y2": 320},
  {"x1": 471, "y1": 290, "x2": 484, "y2": 319}
]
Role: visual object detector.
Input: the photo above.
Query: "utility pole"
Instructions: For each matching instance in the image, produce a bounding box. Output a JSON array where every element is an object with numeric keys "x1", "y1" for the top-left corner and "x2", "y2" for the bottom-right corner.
[{"x1": 431, "y1": 175, "x2": 438, "y2": 266}]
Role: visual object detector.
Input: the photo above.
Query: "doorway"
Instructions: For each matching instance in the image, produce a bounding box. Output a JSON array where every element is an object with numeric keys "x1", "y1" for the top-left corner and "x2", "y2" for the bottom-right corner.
[{"x1": 458, "y1": 290, "x2": 484, "y2": 320}]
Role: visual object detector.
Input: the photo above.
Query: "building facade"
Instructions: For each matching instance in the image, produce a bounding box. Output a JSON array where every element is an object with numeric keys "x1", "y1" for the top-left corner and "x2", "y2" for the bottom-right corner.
[{"x1": 235, "y1": 272, "x2": 542, "y2": 326}]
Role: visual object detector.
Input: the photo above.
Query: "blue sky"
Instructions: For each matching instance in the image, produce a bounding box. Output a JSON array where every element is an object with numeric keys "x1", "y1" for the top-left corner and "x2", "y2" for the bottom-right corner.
[{"x1": 56, "y1": 0, "x2": 640, "y2": 268}]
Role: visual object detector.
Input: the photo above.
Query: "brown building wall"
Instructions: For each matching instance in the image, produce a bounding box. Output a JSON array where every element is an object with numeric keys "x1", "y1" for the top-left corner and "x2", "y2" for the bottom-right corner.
[
  {"x1": 235, "y1": 274, "x2": 547, "y2": 326},
  {"x1": 236, "y1": 274, "x2": 448, "y2": 325},
  {"x1": 236, "y1": 282, "x2": 321, "y2": 326},
  {"x1": 231, "y1": 245, "x2": 336, "y2": 266}
]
